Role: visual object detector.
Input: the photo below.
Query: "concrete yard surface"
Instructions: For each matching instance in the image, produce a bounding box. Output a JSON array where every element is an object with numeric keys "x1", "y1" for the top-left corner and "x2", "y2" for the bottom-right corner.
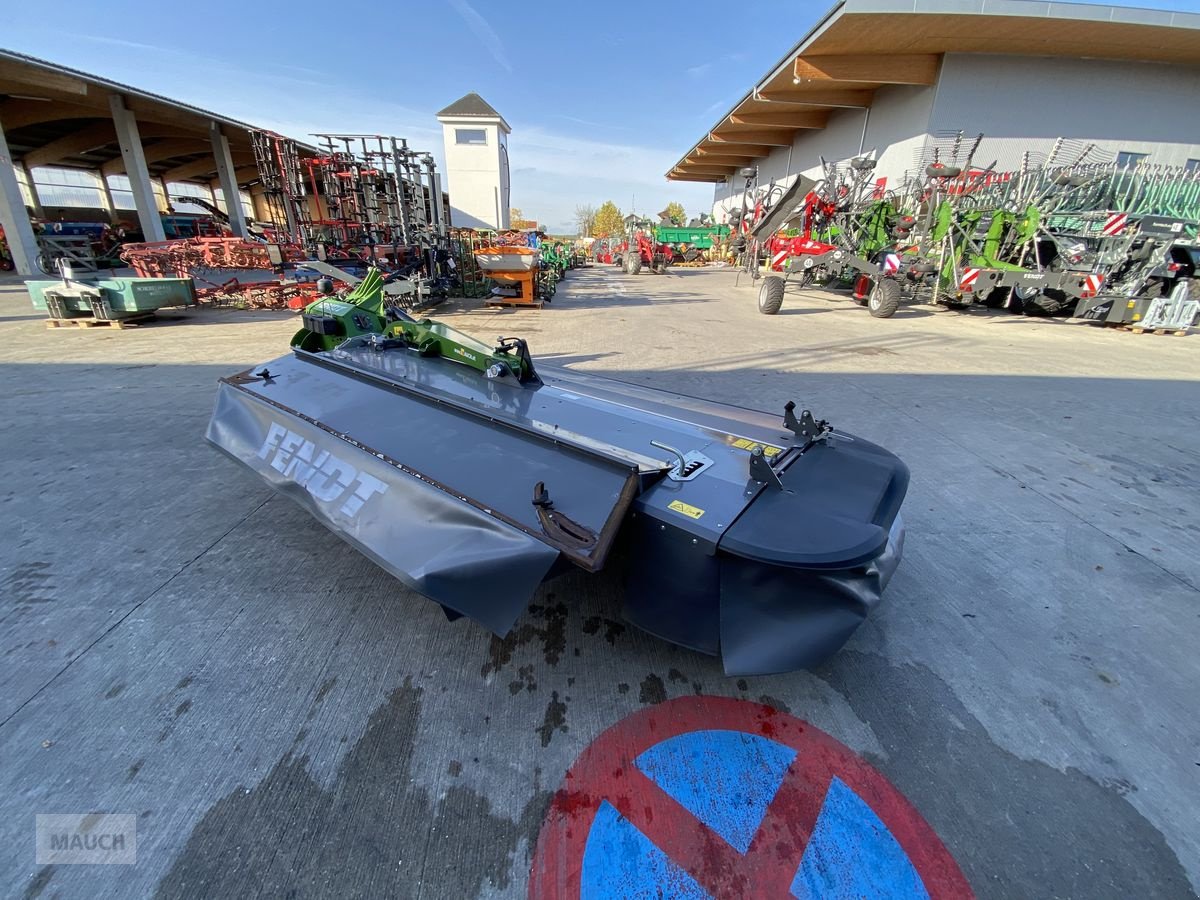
[{"x1": 1, "y1": 266, "x2": 1198, "y2": 898}]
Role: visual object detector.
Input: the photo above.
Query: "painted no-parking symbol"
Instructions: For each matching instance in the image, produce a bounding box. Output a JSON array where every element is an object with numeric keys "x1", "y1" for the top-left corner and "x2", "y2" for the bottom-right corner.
[{"x1": 530, "y1": 696, "x2": 973, "y2": 898}]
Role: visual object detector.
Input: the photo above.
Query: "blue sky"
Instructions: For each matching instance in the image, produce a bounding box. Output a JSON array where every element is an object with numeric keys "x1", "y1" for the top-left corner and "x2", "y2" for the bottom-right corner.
[{"x1": 7, "y1": 0, "x2": 1200, "y2": 232}]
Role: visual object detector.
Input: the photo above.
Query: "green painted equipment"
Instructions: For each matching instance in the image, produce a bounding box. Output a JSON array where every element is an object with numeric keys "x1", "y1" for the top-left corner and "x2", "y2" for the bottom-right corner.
[
  {"x1": 27, "y1": 271, "x2": 196, "y2": 321},
  {"x1": 655, "y1": 224, "x2": 731, "y2": 262},
  {"x1": 291, "y1": 266, "x2": 538, "y2": 382},
  {"x1": 654, "y1": 224, "x2": 730, "y2": 250}
]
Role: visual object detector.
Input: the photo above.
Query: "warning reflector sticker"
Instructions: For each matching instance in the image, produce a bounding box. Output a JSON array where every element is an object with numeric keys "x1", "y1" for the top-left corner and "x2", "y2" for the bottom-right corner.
[{"x1": 668, "y1": 500, "x2": 705, "y2": 519}]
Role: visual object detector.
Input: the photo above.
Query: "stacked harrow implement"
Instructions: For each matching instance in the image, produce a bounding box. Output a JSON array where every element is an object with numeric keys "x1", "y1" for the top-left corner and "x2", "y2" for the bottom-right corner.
[{"x1": 743, "y1": 134, "x2": 1199, "y2": 330}]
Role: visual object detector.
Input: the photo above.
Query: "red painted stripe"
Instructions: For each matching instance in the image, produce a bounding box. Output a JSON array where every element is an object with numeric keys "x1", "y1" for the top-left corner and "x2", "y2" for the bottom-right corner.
[
  {"x1": 741, "y1": 757, "x2": 829, "y2": 895},
  {"x1": 613, "y1": 764, "x2": 752, "y2": 897}
]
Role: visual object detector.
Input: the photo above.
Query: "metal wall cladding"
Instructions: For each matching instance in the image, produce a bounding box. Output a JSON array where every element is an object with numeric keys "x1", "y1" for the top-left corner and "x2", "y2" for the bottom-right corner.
[{"x1": 205, "y1": 382, "x2": 560, "y2": 634}]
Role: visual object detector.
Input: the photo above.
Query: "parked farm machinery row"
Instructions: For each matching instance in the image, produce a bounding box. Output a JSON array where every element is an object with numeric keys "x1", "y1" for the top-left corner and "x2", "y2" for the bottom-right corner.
[{"x1": 736, "y1": 136, "x2": 1199, "y2": 329}]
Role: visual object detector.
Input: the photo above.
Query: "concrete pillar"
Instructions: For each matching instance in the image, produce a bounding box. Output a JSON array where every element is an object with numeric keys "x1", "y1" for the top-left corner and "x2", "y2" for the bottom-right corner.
[
  {"x1": 0, "y1": 113, "x2": 42, "y2": 276},
  {"x1": 95, "y1": 173, "x2": 119, "y2": 225},
  {"x1": 19, "y1": 163, "x2": 44, "y2": 218},
  {"x1": 210, "y1": 122, "x2": 246, "y2": 237},
  {"x1": 108, "y1": 94, "x2": 166, "y2": 242}
]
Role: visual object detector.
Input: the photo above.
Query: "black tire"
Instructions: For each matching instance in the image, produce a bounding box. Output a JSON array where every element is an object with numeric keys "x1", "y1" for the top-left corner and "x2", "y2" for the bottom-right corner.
[
  {"x1": 867, "y1": 278, "x2": 901, "y2": 318},
  {"x1": 1023, "y1": 288, "x2": 1070, "y2": 317},
  {"x1": 626, "y1": 253, "x2": 642, "y2": 275},
  {"x1": 758, "y1": 276, "x2": 785, "y2": 315},
  {"x1": 981, "y1": 286, "x2": 1011, "y2": 309}
]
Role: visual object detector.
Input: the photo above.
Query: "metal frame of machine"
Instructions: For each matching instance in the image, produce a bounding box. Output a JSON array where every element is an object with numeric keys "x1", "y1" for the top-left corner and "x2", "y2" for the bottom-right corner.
[
  {"x1": 207, "y1": 274, "x2": 911, "y2": 675},
  {"x1": 739, "y1": 133, "x2": 1200, "y2": 330}
]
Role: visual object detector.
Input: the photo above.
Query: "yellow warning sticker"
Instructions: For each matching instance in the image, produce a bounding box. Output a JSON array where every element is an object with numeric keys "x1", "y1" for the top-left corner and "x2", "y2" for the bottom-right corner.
[
  {"x1": 668, "y1": 500, "x2": 705, "y2": 519},
  {"x1": 730, "y1": 438, "x2": 783, "y2": 458}
]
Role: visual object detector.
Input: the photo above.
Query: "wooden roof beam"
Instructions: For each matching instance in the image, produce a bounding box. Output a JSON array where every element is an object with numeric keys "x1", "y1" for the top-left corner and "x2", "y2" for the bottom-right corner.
[
  {"x1": 688, "y1": 153, "x2": 756, "y2": 167},
  {"x1": 0, "y1": 58, "x2": 88, "y2": 97},
  {"x1": 793, "y1": 54, "x2": 939, "y2": 86},
  {"x1": 0, "y1": 99, "x2": 103, "y2": 130},
  {"x1": 21, "y1": 122, "x2": 199, "y2": 168},
  {"x1": 22, "y1": 122, "x2": 116, "y2": 168},
  {"x1": 709, "y1": 129, "x2": 794, "y2": 148},
  {"x1": 697, "y1": 143, "x2": 773, "y2": 158},
  {"x1": 160, "y1": 152, "x2": 252, "y2": 183},
  {"x1": 160, "y1": 157, "x2": 219, "y2": 182},
  {"x1": 730, "y1": 110, "x2": 829, "y2": 129},
  {"x1": 754, "y1": 87, "x2": 874, "y2": 108},
  {"x1": 102, "y1": 138, "x2": 211, "y2": 176},
  {"x1": 676, "y1": 166, "x2": 737, "y2": 176}
]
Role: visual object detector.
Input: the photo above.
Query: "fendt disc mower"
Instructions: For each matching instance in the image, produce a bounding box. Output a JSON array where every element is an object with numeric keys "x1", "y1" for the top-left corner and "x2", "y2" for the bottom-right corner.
[{"x1": 206, "y1": 269, "x2": 910, "y2": 675}]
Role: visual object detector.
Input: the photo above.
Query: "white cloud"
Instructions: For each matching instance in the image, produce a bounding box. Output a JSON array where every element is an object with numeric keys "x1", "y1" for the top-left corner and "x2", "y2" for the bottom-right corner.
[
  {"x1": 445, "y1": 0, "x2": 513, "y2": 74},
  {"x1": 59, "y1": 33, "x2": 161, "y2": 53}
]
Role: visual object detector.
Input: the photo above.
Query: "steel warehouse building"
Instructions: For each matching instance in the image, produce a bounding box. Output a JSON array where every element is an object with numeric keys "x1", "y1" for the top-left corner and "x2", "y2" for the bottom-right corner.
[{"x1": 667, "y1": 0, "x2": 1200, "y2": 219}]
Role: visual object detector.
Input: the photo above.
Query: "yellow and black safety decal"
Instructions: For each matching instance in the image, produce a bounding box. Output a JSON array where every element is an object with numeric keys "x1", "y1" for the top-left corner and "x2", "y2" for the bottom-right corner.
[
  {"x1": 667, "y1": 500, "x2": 705, "y2": 519},
  {"x1": 730, "y1": 437, "x2": 783, "y2": 458}
]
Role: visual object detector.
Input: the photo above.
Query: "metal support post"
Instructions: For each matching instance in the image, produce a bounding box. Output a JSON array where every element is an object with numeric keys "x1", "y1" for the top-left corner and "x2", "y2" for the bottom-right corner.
[
  {"x1": 108, "y1": 94, "x2": 166, "y2": 242},
  {"x1": 0, "y1": 112, "x2": 42, "y2": 275}
]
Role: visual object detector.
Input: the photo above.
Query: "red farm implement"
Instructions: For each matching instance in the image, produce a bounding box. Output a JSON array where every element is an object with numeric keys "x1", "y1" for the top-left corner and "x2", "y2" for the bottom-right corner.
[{"x1": 619, "y1": 220, "x2": 670, "y2": 275}]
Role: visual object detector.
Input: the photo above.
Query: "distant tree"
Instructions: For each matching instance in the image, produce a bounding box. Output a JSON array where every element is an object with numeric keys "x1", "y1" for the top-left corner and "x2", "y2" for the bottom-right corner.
[
  {"x1": 593, "y1": 201, "x2": 624, "y2": 238},
  {"x1": 574, "y1": 204, "x2": 597, "y2": 237},
  {"x1": 664, "y1": 201, "x2": 686, "y2": 225},
  {"x1": 510, "y1": 207, "x2": 537, "y2": 229}
]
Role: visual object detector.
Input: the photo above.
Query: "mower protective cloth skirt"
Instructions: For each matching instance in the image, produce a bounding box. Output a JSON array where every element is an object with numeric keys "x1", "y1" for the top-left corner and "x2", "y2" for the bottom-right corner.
[
  {"x1": 717, "y1": 516, "x2": 904, "y2": 675},
  {"x1": 206, "y1": 382, "x2": 560, "y2": 634}
]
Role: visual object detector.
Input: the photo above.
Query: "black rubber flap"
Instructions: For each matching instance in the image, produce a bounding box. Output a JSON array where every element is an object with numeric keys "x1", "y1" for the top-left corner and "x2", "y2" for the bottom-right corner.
[
  {"x1": 206, "y1": 381, "x2": 561, "y2": 635},
  {"x1": 719, "y1": 439, "x2": 907, "y2": 569},
  {"x1": 719, "y1": 518, "x2": 905, "y2": 676}
]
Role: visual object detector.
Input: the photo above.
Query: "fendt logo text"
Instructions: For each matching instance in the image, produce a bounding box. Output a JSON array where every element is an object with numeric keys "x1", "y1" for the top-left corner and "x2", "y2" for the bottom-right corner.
[{"x1": 257, "y1": 422, "x2": 388, "y2": 517}]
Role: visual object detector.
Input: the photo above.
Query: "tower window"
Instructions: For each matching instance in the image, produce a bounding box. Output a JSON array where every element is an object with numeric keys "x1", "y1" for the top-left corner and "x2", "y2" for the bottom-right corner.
[{"x1": 456, "y1": 129, "x2": 487, "y2": 145}]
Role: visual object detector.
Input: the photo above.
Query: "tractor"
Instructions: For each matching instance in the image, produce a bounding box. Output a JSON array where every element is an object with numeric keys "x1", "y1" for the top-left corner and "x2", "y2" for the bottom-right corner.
[
  {"x1": 619, "y1": 216, "x2": 670, "y2": 275},
  {"x1": 622, "y1": 230, "x2": 671, "y2": 275}
]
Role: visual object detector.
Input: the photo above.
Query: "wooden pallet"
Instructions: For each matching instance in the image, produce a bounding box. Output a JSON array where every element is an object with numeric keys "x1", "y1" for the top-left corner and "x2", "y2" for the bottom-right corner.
[
  {"x1": 1126, "y1": 325, "x2": 1189, "y2": 336},
  {"x1": 483, "y1": 299, "x2": 544, "y2": 309},
  {"x1": 44, "y1": 313, "x2": 156, "y2": 330}
]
